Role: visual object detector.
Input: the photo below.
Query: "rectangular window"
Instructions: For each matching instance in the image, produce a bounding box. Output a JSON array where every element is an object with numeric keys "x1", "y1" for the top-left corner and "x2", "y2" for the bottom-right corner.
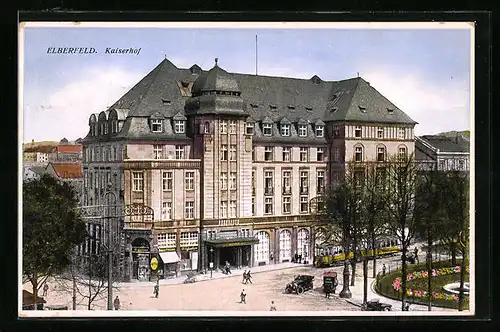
[
  {"x1": 398, "y1": 128, "x2": 405, "y2": 139},
  {"x1": 180, "y1": 232, "x2": 198, "y2": 248},
  {"x1": 185, "y1": 172, "x2": 194, "y2": 190},
  {"x1": 220, "y1": 172, "x2": 228, "y2": 190},
  {"x1": 229, "y1": 120, "x2": 237, "y2": 134},
  {"x1": 317, "y1": 147, "x2": 325, "y2": 161},
  {"x1": 300, "y1": 147, "x2": 308, "y2": 162},
  {"x1": 264, "y1": 197, "x2": 273, "y2": 214},
  {"x1": 153, "y1": 144, "x2": 163, "y2": 159},
  {"x1": 174, "y1": 120, "x2": 185, "y2": 134},
  {"x1": 281, "y1": 124, "x2": 290, "y2": 136},
  {"x1": 377, "y1": 127, "x2": 384, "y2": 139},
  {"x1": 398, "y1": 146, "x2": 407, "y2": 158},
  {"x1": 162, "y1": 201, "x2": 172, "y2": 220},
  {"x1": 355, "y1": 126, "x2": 362, "y2": 138},
  {"x1": 246, "y1": 123, "x2": 254, "y2": 135},
  {"x1": 282, "y1": 196, "x2": 291, "y2": 214},
  {"x1": 264, "y1": 170, "x2": 274, "y2": 195},
  {"x1": 316, "y1": 125, "x2": 324, "y2": 137},
  {"x1": 175, "y1": 145, "x2": 185, "y2": 159},
  {"x1": 317, "y1": 170, "x2": 325, "y2": 193},
  {"x1": 89, "y1": 172, "x2": 93, "y2": 189},
  {"x1": 151, "y1": 119, "x2": 162, "y2": 133},
  {"x1": 229, "y1": 172, "x2": 237, "y2": 189},
  {"x1": 263, "y1": 123, "x2": 272, "y2": 136},
  {"x1": 377, "y1": 147, "x2": 386, "y2": 162},
  {"x1": 333, "y1": 148, "x2": 339, "y2": 162},
  {"x1": 251, "y1": 197, "x2": 255, "y2": 215},
  {"x1": 252, "y1": 169, "x2": 256, "y2": 196},
  {"x1": 355, "y1": 146, "x2": 363, "y2": 162},
  {"x1": 264, "y1": 146, "x2": 273, "y2": 161},
  {"x1": 157, "y1": 233, "x2": 176, "y2": 248},
  {"x1": 220, "y1": 120, "x2": 228, "y2": 134},
  {"x1": 300, "y1": 196, "x2": 309, "y2": 213},
  {"x1": 162, "y1": 171, "x2": 172, "y2": 191},
  {"x1": 185, "y1": 201, "x2": 194, "y2": 219},
  {"x1": 132, "y1": 172, "x2": 143, "y2": 192},
  {"x1": 229, "y1": 145, "x2": 237, "y2": 161},
  {"x1": 333, "y1": 126, "x2": 340, "y2": 138},
  {"x1": 229, "y1": 200, "x2": 237, "y2": 217},
  {"x1": 298, "y1": 125, "x2": 307, "y2": 137},
  {"x1": 282, "y1": 170, "x2": 291, "y2": 194},
  {"x1": 282, "y1": 147, "x2": 291, "y2": 161},
  {"x1": 241, "y1": 229, "x2": 250, "y2": 238},
  {"x1": 300, "y1": 171, "x2": 309, "y2": 194},
  {"x1": 252, "y1": 148, "x2": 256, "y2": 161},
  {"x1": 221, "y1": 145, "x2": 228, "y2": 160},
  {"x1": 220, "y1": 201, "x2": 228, "y2": 218}
]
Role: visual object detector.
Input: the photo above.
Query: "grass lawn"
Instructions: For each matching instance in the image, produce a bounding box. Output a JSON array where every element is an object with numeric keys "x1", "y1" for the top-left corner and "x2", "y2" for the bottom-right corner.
[{"x1": 375, "y1": 260, "x2": 469, "y2": 310}]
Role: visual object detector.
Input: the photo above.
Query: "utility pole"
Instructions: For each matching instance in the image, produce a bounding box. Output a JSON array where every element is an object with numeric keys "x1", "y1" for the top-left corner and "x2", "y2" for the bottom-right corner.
[{"x1": 363, "y1": 257, "x2": 368, "y2": 305}]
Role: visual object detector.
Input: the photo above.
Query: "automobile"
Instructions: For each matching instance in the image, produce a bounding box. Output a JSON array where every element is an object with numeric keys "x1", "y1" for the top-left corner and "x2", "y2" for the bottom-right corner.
[
  {"x1": 285, "y1": 275, "x2": 314, "y2": 294},
  {"x1": 363, "y1": 299, "x2": 392, "y2": 311}
]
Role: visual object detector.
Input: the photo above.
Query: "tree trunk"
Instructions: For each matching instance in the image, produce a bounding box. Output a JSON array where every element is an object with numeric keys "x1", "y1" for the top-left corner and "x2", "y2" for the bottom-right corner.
[
  {"x1": 451, "y1": 242, "x2": 457, "y2": 266},
  {"x1": 72, "y1": 275, "x2": 77, "y2": 310},
  {"x1": 427, "y1": 228, "x2": 432, "y2": 311},
  {"x1": 401, "y1": 245, "x2": 408, "y2": 311},
  {"x1": 458, "y1": 248, "x2": 467, "y2": 311},
  {"x1": 31, "y1": 273, "x2": 38, "y2": 311},
  {"x1": 350, "y1": 259, "x2": 356, "y2": 286},
  {"x1": 371, "y1": 231, "x2": 377, "y2": 278}
]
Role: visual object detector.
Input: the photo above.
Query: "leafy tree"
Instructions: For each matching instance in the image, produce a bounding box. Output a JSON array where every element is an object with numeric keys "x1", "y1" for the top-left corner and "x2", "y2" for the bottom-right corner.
[
  {"x1": 23, "y1": 174, "x2": 87, "y2": 309},
  {"x1": 383, "y1": 152, "x2": 422, "y2": 310}
]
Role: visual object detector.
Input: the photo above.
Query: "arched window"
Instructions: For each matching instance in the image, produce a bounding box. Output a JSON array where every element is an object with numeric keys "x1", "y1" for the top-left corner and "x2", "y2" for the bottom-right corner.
[
  {"x1": 279, "y1": 230, "x2": 292, "y2": 262},
  {"x1": 398, "y1": 145, "x2": 407, "y2": 159},
  {"x1": 254, "y1": 231, "x2": 270, "y2": 265},
  {"x1": 297, "y1": 228, "x2": 310, "y2": 260},
  {"x1": 354, "y1": 145, "x2": 363, "y2": 162}
]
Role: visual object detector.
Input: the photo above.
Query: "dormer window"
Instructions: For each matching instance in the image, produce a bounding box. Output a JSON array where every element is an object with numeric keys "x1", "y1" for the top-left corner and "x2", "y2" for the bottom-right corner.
[
  {"x1": 281, "y1": 124, "x2": 290, "y2": 136},
  {"x1": 246, "y1": 123, "x2": 254, "y2": 135},
  {"x1": 298, "y1": 124, "x2": 307, "y2": 137},
  {"x1": 174, "y1": 120, "x2": 185, "y2": 134},
  {"x1": 387, "y1": 108, "x2": 394, "y2": 114},
  {"x1": 315, "y1": 125, "x2": 324, "y2": 137},
  {"x1": 354, "y1": 126, "x2": 362, "y2": 138},
  {"x1": 151, "y1": 119, "x2": 162, "y2": 133},
  {"x1": 263, "y1": 123, "x2": 272, "y2": 136}
]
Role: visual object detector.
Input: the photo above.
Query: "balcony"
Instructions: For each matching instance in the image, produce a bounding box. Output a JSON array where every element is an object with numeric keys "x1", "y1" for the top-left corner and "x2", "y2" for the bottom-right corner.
[
  {"x1": 124, "y1": 221, "x2": 153, "y2": 230},
  {"x1": 154, "y1": 219, "x2": 199, "y2": 228},
  {"x1": 264, "y1": 187, "x2": 274, "y2": 196}
]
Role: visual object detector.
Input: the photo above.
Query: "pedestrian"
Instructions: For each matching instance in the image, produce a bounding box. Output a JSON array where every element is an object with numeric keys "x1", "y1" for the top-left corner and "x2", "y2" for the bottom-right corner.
[
  {"x1": 414, "y1": 247, "x2": 419, "y2": 263},
  {"x1": 270, "y1": 253, "x2": 274, "y2": 262},
  {"x1": 242, "y1": 270, "x2": 248, "y2": 284},
  {"x1": 225, "y1": 261, "x2": 232, "y2": 274},
  {"x1": 246, "y1": 270, "x2": 253, "y2": 284},
  {"x1": 382, "y1": 264, "x2": 387, "y2": 275},
  {"x1": 298, "y1": 254, "x2": 302, "y2": 264},
  {"x1": 154, "y1": 283, "x2": 159, "y2": 298},
  {"x1": 113, "y1": 296, "x2": 121, "y2": 310},
  {"x1": 270, "y1": 301, "x2": 277, "y2": 311},
  {"x1": 325, "y1": 286, "x2": 331, "y2": 298},
  {"x1": 43, "y1": 283, "x2": 49, "y2": 297},
  {"x1": 240, "y1": 289, "x2": 247, "y2": 304},
  {"x1": 294, "y1": 253, "x2": 298, "y2": 263}
]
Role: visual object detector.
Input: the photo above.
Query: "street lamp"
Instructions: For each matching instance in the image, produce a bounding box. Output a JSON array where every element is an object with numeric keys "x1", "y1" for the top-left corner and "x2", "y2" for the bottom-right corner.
[
  {"x1": 104, "y1": 190, "x2": 118, "y2": 311},
  {"x1": 209, "y1": 247, "x2": 214, "y2": 278}
]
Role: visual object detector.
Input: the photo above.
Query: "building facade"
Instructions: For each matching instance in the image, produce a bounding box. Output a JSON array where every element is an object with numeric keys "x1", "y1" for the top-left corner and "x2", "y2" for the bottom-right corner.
[
  {"x1": 415, "y1": 134, "x2": 470, "y2": 171},
  {"x1": 81, "y1": 58, "x2": 417, "y2": 281}
]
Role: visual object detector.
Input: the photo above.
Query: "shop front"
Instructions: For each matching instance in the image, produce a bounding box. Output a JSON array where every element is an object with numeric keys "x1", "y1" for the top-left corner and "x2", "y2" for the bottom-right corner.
[
  {"x1": 159, "y1": 249, "x2": 181, "y2": 279},
  {"x1": 204, "y1": 237, "x2": 259, "y2": 270},
  {"x1": 131, "y1": 237, "x2": 151, "y2": 282}
]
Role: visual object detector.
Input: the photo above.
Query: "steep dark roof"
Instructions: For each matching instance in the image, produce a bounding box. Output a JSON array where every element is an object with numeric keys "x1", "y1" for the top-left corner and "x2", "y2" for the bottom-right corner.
[
  {"x1": 85, "y1": 58, "x2": 417, "y2": 142},
  {"x1": 419, "y1": 135, "x2": 469, "y2": 153}
]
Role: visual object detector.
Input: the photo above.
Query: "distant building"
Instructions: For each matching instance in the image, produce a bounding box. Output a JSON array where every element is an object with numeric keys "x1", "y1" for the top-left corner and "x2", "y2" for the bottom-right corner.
[
  {"x1": 50, "y1": 144, "x2": 83, "y2": 162},
  {"x1": 415, "y1": 134, "x2": 470, "y2": 171},
  {"x1": 45, "y1": 162, "x2": 84, "y2": 203},
  {"x1": 23, "y1": 165, "x2": 47, "y2": 181},
  {"x1": 23, "y1": 145, "x2": 55, "y2": 164}
]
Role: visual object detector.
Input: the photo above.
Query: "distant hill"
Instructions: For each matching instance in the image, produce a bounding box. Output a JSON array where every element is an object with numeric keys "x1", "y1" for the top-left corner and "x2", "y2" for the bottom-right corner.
[
  {"x1": 23, "y1": 141, "x2": 59, "y2": 151},
  {"x1": 439, "y1": 130, "x2": 470, "y2": 138}
]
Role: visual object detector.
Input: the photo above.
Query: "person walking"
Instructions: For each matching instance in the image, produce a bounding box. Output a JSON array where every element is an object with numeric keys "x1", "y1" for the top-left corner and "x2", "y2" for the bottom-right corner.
[
  {"x1": 414, "y1": 247, "x2": 419, "y2": 264},
  {"x1": 42, "y1": 283, "x2": 49, "y2": 297},
  {"x1": 270, "y1": 301, "x2": 277, "y2": 311},
  {"x1": 242, "y1": 270, "x2": 248, "y2": 284},
  {"x1": 382, "y1": 264, "x2": 387, "y2": 275},
  {"x1": 154, "y1": 282, "x2": 159, "y2": 298},
  {"x1": 246, "y1": 270, "x2": 253, "y2": 284},
  {"x1": 113, "y1": 296, "x2": 121, "y2": 310},
  {"x1": 240, "y1": 289, "x2": 247, "y2": 304}
]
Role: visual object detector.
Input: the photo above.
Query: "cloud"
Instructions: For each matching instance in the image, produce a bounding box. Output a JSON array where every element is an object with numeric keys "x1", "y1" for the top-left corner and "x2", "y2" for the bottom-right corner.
[
  {"x1": 361, "y1": 69, "x2": 470, "y2": 135},
  {"x1": 22, "y1": 67, "x2": 143, "y2": 142}
]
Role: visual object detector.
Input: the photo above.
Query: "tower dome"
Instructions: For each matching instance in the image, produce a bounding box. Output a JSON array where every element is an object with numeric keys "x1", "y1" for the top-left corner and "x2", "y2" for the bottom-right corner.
[{"x1": 191, "y1": 59, "x2": 240, "y2": 96}]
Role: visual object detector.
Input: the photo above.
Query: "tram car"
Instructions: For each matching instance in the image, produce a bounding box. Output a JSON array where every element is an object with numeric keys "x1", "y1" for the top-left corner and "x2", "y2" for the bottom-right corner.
[{"x1": 314, "y1": 241, "x2": 401, "y2": 268}]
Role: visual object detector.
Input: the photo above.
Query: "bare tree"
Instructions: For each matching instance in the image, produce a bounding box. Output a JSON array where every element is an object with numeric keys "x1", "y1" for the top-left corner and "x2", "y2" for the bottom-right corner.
[{"x1": 383, "y1": 152, "x2": 422, "y2": 310}]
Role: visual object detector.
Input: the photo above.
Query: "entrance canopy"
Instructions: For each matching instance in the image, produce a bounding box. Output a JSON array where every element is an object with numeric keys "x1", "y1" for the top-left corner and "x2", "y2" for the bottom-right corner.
[
  {"x1": 159, "y1": 251, "x2": 181, "y2": 264},
  {"x1": 205, "y1": 237, "x2": 259, "y2": 248}
]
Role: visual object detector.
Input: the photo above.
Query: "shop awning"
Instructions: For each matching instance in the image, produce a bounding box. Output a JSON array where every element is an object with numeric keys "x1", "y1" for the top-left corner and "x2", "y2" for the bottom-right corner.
[
  {"x1": 204, "y1": 237, "x2": 259, "y2": 248},
  {"x1": 159, "y1": 251, "x2": 181, "y2": 264}
]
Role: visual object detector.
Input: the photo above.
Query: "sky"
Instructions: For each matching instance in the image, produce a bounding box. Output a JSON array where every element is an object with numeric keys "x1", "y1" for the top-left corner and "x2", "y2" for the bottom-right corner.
[{"x1": 20, "y1": 23, "x2": 472, "y2": 142}]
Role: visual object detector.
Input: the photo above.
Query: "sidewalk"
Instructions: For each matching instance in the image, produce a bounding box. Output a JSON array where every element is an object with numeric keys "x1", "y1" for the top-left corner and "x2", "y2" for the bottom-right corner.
[{"x1": 119, "y1": 262, "x2": 305, "y2": 288}]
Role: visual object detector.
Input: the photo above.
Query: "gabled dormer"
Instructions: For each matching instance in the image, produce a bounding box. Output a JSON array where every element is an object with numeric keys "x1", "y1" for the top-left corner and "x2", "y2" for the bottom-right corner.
[
  {"x1": 261, "y1": 116, "x2": 273, "y2": 136},
  {"x1": 150, "y1": 111, "x2": 165, "y2": 133},
  {"x1": 246, "y1": 117, "x2": 255, "y2": 135},
  {"x1": 314, "y1": 119, "x2": 325, "y2": 137},
  {"x1": 172, "y1": 111, "x2": 187, "y2": 134},
  {"x1": 279, "y1": 117, "x2": 292, "y2": 137},
  {"x1": 297, "y1": 118, "x2": 308, "y2": 137}
]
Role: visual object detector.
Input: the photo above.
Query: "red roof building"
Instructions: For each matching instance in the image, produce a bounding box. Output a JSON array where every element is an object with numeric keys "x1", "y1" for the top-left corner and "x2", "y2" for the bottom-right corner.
[
  {"x1": 47, "y1": 162, "x2": 83, "y2": 179},
  {"x1": 56, "y1": 145, "x2": 82, "y2": 154}
]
